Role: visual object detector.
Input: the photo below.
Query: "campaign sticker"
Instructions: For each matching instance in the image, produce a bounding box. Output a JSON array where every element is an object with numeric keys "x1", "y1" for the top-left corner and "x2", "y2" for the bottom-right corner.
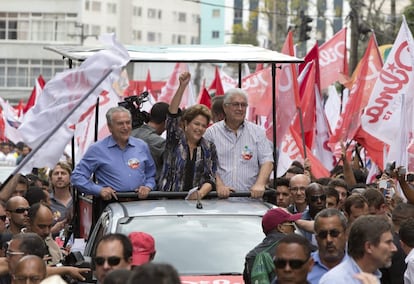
[
  {"x1": 128, "y1": 158, "x2": 140, "y2": 169},
  {"x1": 241, "y1": 145, "x2": 253, "y2": 160}
]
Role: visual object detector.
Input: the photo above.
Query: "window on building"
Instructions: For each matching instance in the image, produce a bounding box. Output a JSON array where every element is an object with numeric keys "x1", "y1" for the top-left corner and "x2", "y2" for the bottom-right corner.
[
  {"x1": 147, "y1": 32, "x2": 155, "y2": 42},
  {"x1": 91, "y1": 25, "x2": 101, "y2": 35},
  {"x1": 212, "y1": 31, "x2": 219, "y2": 39},
  {"x1": 132, "y1": 30, "x2": 141, "y2": 41},
  {"x1": 91, "y1": 1, "x2": 101, "y2": 12},
  {"x1": 212, "y1": 9, "x2": 220, "y2": 18},
  {"x1": 191, "y1": 36, "x2": 199, "y2": 44},
  {"x1": 177, "y1": 35, "x2": 186, "y2": 44},
  {"x1": 178, "y1": 12, "x2": 186, "y2": 22},
  {"x1": 133, "y1": 6, "x2": 142, "y2": 16},
  {"x1": 158, "y1": 10, "x2": 162, "y2": 19},
  {"x1": 148, "y1": 8, "x2": 156, "y2": 19},
  {"x1": 106, "y1": 26, "x2": 116, "y2": 33},
  {"x1": 85, "y1": 0, "x2": 90, "y2": 10},
  {"x1": 107, "y1": 3, "x2": 117, "y2": 14}
]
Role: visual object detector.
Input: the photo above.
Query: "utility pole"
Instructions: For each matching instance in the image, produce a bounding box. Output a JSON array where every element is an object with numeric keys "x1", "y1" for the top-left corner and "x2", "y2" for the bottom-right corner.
[{"x1": 349, "y1": 0, "x2": 360, "y2": 75}]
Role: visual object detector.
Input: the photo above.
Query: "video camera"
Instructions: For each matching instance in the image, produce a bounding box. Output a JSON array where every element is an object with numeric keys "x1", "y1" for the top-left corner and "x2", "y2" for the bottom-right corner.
[{"x1": 118, "y1": 91, "x2": 150, "y2": 129}]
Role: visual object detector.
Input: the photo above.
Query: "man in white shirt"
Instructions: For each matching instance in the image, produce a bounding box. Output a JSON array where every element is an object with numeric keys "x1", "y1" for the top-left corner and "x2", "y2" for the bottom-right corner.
[{"x1": 400, "y1": 218, "x2": 414, "y2": 284}]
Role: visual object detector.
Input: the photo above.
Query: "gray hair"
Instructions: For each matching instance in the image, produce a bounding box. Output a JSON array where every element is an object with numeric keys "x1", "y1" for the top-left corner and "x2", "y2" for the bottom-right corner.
[
  {"x1": 223, "y1": 88, "x2": 248, "y2": 104},
  {"x1": 314, "y1": 208, "x2": 347, "y2": 231},
  {"x1": 106, "y1": 106, "x2": 131, "y2": 126}
]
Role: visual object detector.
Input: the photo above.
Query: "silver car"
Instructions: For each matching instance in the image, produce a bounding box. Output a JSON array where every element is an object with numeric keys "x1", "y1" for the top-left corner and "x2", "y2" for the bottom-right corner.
[{"x1": 84, "y1": 198, "x2": 274, "y2": 281}]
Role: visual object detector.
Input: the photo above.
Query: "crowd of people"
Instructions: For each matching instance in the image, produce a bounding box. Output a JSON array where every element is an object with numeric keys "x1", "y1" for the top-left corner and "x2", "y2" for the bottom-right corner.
[{"x1": 0, "y1": 70, "x2": 414, "y2": 283}]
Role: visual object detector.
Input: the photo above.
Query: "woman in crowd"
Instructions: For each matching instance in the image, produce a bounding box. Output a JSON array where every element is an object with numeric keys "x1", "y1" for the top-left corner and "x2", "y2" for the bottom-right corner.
[{"x1": 158, "y1": 72, "x2": 217, "y2": 199}]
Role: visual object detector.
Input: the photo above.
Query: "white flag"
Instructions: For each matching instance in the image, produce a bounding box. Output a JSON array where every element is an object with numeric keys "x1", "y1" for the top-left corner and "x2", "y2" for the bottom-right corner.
[
  {"x1": 18, "y1": 34, "x2": 130, "y2": 173},
  {"x1": 0, "y1": 97, "x2": 23, "y2": 143},
  {"x1": 360, "y1": 17, "x2": 414, "y2": 146}
]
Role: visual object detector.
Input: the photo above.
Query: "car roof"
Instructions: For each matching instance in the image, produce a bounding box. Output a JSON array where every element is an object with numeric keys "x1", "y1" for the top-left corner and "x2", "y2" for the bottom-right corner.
[{"x1": 106, "y1": 199, "x2": 274, "y2": 219}]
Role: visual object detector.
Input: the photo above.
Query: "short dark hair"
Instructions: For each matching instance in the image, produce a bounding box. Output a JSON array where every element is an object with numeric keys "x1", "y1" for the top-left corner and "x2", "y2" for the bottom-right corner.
[
  {"x1": 348, "y1": 215, "x2": 392, "y2": 259},
  {"x1": 400, "y1": 218, "x2": 414, "y2": 248},
  {"x1": 327, "y1": 178, "x2": 348, "y2": 191},
  {"x1": 392, "y1": 203, "x2": 414, "y2": 226},
  {"x1": 362, "y1": 188, "x2": 385, "y2": 210},
  {"x1": 127, "y1": 263, "x2": 181, "y2": 284},
  {"x1": 275, "y1": 234, "x2": 312, "y2": 259},
  {"x1": 13, "y1": 233, "x2": 47, "y2": 258},
  {"x1": 325, "y1": 187, "x2": 339, "y2": 204},
  {"x1": 149, "y1": 102, "x2": 169, "y2": 124},
  {"x1": 314, "y1": 208, "x2": 347, "y2": 232},
  {"x1": 95, "y1": 233, "x2": 133, "y2": 261},
  {"x1": 276, "y1": 177, "x2": 290, "y2": 188},
  {"x1": 25, "y1": 186, "x2": 47, "y2": 206},
  {"x1": 103, "y1": 269, "x2": 132, "y2": 284},
  {"x1": 344, "y1": 194, "x2": 368, "y2": 217}
]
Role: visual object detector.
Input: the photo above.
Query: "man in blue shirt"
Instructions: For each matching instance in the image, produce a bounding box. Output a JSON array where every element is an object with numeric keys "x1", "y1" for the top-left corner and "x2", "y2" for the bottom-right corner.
[
  {"x1": 71, "y1": 106, "x2": 156, "y2": 200},
  {"x1": 307, "y1": 208, "x2": 348, "y2": 284},
  {"x1": 319, "y1": 215, "x2": 397, "y2": 284}
]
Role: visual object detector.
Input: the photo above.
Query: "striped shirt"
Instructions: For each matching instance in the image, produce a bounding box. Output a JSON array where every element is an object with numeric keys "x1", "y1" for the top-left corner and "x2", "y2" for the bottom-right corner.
[{"x1": 204, "y1": 120, "x2": 273, "y2": 191}]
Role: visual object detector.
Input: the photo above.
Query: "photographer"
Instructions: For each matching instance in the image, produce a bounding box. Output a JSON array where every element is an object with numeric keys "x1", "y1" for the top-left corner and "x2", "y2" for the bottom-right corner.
[{"x1": 132, "y1": 102, "x2": 169, "y2": 181}]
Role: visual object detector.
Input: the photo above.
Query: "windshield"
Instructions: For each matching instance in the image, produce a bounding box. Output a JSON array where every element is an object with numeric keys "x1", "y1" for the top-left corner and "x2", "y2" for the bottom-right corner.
[{"x1": 117, "y1": 215, "x2": 264, "y2": 275}]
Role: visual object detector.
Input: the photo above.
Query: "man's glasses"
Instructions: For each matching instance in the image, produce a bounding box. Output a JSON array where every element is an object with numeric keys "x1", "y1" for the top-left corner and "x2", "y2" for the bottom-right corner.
[
  {"x1": 8, "y1": 207, "x2": 30, "y2": 214},
  {"x1": 310, "y1": 195, "x2": 326, "y2": 202},
  {"x1": 274, "y1": 257, "x2": 309, "y2": 269},
  {"x1": 317, "y1": 229, "x2": 342, "y2": 239},
  {"x1": 225, "y1": 102, "x2": 248, "y2": 109},
  {"x1": 0, "y1": 215, "x2": 6, "y2": 222},
  {"x1": 94, "y1": 256, "x2": 121, "y2": 266},
  {"x1": 6, "y1": 250, "x2": 25, "y2": 258},
  {"x1": 13, "y1": 275, "x2": 43, "y2": 283}
]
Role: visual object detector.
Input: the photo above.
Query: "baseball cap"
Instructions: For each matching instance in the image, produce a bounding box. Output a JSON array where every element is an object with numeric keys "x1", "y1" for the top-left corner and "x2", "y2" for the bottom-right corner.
[
  {"x1": 128, "y1": 232, "x2": 155, "y2": 266},
  {"x1": 150, "y1": 102, "x2": 169, "y2": 124},
  {"x1": 262, "y1": 208, "x2": 302, "y2": 234}
]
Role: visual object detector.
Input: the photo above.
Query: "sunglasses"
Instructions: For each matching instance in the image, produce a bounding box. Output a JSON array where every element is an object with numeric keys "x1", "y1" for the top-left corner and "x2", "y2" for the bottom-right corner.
[
  {"x1": 274, "y1": 257, "x2": 309, "y2": 269},
  {"x1": 6, "y1": 250, "x2": 25, "y2": 258},
  {"x1": 310, "y1": 195, "x2": 326, "y2": 202},
  {"x1": 94, "y1": 256, "x2": 121, "y2": 266},
  {"x1": 0, "y1": 215, "x2": 6, "y2": 222},
  {"x1": 317, "y1": 229, "x2": 342, "y2": 239},
  {"x1": 8, "y1": 207, "x2": 30, "y2": 214}
]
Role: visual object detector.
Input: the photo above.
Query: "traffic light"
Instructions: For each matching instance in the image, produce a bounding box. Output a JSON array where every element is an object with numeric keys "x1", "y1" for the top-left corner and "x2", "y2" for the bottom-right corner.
[{"x1": 299, "y1": 11, "x2": 312, "y2": 42}]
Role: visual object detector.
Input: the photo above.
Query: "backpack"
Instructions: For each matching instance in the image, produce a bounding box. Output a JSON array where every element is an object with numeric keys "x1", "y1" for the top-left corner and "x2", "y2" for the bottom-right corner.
[{"x1": 250, "y1": 241, "x2": 279, "y2": 284}]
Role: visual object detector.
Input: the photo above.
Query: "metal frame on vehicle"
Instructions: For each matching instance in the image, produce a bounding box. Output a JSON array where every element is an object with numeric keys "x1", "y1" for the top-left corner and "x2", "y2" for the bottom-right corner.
[{"x1": 45, "y1": 43, "x2": 303, "y2": 238}]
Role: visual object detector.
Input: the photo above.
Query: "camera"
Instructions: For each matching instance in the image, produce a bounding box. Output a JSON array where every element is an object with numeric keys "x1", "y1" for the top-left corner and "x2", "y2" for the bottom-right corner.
[
  {"x1": 118, "y1": 91, "x2": 150, "y2": 129},
  {"x1": 384, "y1": 161, "x2": 396, "y2": 175}
]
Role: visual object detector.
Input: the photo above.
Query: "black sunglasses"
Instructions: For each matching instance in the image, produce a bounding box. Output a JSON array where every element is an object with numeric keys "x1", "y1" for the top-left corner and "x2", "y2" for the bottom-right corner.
[
  {"x1": 0, "y1": 215, "x2": 6, "y2": 222},
  {"x1": 94, "y1": 256, "x2": 121, "y2": 266},
  {"x1": 8, "y1": 207, "x2": 30, "y2": 214},
  {"x1": 310, "y1": 195, "x2": 326, "y2": 202},
  {"x1": 274, "y1": 257, "x2": 309, "y2": 269},
  {"x1": 317, "y1": 229, "x2": 342, "y2": 239}
]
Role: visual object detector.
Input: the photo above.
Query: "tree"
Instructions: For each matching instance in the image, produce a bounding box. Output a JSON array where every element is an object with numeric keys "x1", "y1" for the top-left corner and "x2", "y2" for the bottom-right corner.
[{"x1": 403, "y1": 0, "x2": 414, "y2": 33}]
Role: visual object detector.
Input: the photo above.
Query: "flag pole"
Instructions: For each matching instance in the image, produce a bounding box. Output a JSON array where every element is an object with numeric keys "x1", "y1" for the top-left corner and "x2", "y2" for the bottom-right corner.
[
  {"x1": 0, "y1": 68, "x2": 113, "y2": 190},
  {"x1": 271, "y1": 63, "x2": 277, "y2": 187},
  {"x1": 297, "y1": 107, "x2": 307, "y2": 158}
]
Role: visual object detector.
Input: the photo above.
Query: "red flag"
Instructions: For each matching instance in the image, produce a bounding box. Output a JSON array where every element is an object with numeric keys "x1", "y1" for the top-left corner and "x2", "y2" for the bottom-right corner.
[
  {"x1": 293, "y1": 61, "x2": 317, "y2": 149},
  {"x1": 290, "y1": 126, "x2": 330, "y2": 178},
  {"x1": 143, "y1": 69, "x2": 155, "y2": 99},
  {"x1": 319, "y1": 28, "x2": 348, "y2": 90},
  {"x1": 208, "y1": 66, "x2": 225, "y2": 96},
  {"x1": 24, "y1": 75, "x2": 45, "y2": 114},
  {"x1": 329, "y1": 34, "x2": 382, "y2": 157},
  {"x1": 197, "y1": 88, "x2": 211, "y2": 109},
  {"x1": 299, "y1": 43, "x2": 321, "y2": 94},
  {"x1": 14, "y1": 100, "x2": 25, "y2": 118}
]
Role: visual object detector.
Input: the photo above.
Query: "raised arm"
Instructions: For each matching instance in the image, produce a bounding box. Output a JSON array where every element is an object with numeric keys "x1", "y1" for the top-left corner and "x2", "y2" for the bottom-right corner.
[{"x1": 169, "y1": 72, "x2": 191, "y2": 114}]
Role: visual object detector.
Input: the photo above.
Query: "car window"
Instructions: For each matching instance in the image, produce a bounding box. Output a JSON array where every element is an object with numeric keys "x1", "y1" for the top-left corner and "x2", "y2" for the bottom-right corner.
[
  {"x1": 117, "y1": 215, "x2": 264, "y2": 275},
  {"x1": 85, "y1": 211, "x2": 111, "y2": 256}
]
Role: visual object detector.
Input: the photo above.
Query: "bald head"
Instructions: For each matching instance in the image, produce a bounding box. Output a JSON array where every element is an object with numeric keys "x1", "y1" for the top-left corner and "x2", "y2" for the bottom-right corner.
[
  {"x1": 289, "y1": 174, "x2": 311, "y2": 187},
  {"x1": 6, "y1": 196, "x2": 29, "y2": 211},
  {"x1": 13, "y1": 255, "x2": 46, "y2": 283}
]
